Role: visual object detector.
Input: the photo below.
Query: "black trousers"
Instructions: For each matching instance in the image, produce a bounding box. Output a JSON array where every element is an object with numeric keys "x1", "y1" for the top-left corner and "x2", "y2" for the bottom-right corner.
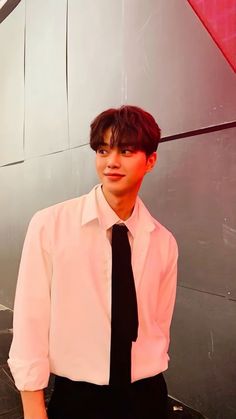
[{"x1": 47, "y1": 373, "x2": 168, "y2": 419}]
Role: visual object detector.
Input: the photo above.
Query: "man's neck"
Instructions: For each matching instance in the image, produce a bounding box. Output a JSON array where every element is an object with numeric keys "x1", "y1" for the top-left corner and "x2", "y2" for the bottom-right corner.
[{"x1": 101, "y1": 186, "x2": 138, "y2": 221}]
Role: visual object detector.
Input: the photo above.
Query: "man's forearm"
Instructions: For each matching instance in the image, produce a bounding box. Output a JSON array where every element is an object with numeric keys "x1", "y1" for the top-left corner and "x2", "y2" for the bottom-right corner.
[{"x1": 20, "y1": 390, "x2": 48, "y2": 419}]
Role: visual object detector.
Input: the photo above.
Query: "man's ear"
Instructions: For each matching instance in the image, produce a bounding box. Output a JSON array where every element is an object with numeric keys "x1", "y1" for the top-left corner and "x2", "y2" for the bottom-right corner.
[{"x1": 146, "y1": 152, "x2": 157, "y2": 173}]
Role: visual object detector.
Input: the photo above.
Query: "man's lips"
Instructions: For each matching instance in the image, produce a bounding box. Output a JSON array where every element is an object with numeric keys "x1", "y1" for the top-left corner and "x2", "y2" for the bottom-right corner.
[
  {"x1": 104, "y1": 173, "x2": 125, "y2": 177},
  {"x1": 104, "y1": 173, "x2": 125, "y2": 179}
]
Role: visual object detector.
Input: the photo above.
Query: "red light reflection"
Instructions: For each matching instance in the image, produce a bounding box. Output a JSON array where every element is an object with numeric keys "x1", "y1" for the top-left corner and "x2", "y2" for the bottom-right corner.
[{"x1": 188, "y1": 0, "x2": 236, "y2": 72}]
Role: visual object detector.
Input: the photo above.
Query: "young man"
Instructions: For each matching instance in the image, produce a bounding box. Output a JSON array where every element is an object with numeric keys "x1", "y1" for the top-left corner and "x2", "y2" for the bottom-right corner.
[{"x1": 8, "y1": 105, "x2": 178, "y2": 419}]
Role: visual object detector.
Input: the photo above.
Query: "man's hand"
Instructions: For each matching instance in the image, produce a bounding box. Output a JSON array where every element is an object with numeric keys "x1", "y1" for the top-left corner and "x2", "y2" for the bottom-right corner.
[{"x1": 20, "y1": 389, "x2": 48, "y2": 419}]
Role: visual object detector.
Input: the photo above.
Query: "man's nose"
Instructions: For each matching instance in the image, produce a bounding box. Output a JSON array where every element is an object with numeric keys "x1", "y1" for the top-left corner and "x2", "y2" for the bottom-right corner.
[{"x1": 107, "y1": 150, "x2": 121, "y2": 168}]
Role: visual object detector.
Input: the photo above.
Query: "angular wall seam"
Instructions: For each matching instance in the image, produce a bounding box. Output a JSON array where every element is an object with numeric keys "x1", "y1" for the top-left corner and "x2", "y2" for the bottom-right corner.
[{"x1": 161, "y1": 120, "x2": 236, "y2": 143}]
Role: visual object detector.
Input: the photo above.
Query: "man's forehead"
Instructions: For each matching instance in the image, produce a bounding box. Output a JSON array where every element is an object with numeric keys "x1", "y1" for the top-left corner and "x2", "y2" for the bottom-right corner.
[
  {"x1": 99, "y1": 138, "x2": 134, "y2": 148},
  {"x1": 100, "y1": 125, "x2": 138, "y2": 148}
]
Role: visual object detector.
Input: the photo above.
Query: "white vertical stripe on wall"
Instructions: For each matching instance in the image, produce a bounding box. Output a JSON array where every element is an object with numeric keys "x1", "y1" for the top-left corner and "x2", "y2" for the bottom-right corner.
[
  {"x1": 68, "y1": 0, "x2": 123, "y2": 147},
  {"x1": 0, "y1": 0, "x2": 24, "y2": 166},
  {"x1": 24, "y1": 0, "x2": 68, "y2": 158}
]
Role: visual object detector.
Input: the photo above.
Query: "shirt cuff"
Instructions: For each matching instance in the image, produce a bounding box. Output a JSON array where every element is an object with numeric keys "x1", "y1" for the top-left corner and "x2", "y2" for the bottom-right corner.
[{"x1": 7, "y1": 357, "x2": 50, "y2": 391}]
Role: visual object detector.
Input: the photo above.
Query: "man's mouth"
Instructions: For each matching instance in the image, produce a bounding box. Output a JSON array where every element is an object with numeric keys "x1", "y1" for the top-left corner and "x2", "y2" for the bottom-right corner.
[{"x1": 104, "y1": 173, "x2": 125, "y2": 179}]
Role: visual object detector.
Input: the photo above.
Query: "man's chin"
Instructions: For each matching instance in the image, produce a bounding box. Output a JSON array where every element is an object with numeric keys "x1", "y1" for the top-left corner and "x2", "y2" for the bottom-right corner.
[{"x1": 104, "y1": 186, "x2": 136, "y2": 199}]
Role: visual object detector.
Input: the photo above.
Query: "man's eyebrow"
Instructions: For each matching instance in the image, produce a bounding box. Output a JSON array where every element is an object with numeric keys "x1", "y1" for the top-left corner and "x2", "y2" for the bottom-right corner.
[
  {"x1": 97, "y1": 141, "x2": 109, "y2": 147},
  {"x1": 119, "y1": 143, "x2": 136, "y2": 148},
  {"x1": 97, "y1": 140, "x2": 136, "y2": 149}
]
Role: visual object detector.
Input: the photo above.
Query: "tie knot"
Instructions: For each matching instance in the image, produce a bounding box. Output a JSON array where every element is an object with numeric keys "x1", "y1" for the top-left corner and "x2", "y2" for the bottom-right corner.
[{"x1": 112, "y1": 224, "x2": 128, "y2": 234}]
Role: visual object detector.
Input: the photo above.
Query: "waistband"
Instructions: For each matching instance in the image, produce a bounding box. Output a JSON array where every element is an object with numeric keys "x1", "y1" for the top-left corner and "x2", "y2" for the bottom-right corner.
[{"x1": 54, "y1": 372, "x2": 164, "y2": 390}]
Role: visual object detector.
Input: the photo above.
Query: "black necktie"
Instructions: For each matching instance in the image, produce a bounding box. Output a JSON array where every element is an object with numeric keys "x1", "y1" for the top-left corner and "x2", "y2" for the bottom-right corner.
[{"x1": 109, "y1": 224, "x2": 139, "y2": 385}]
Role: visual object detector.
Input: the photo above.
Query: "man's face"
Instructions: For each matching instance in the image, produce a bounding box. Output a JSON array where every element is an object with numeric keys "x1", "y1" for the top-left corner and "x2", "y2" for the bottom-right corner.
[{"x1": 95, "y1": 127, "x2": 157, "y2": 197}]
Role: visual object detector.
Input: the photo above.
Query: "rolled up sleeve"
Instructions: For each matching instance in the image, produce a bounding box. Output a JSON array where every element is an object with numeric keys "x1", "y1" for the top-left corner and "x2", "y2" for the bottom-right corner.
[{"x1": 8, "y1": 210, "x2": 52, "y2": 391}]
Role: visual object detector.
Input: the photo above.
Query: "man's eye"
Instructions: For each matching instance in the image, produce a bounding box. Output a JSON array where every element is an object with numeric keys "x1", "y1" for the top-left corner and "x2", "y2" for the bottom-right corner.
[
  {"x1": 121, "y1": 149, "x2": 134, "y2": 155},
  {"x1": 97, "y1": 149, "x2": 108, "y2": 155}
]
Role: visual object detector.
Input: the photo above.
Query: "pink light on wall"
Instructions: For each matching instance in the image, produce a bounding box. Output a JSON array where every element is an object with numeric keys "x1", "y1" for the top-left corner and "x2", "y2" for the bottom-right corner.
[{"x1": 188, "y1": 0, "x2": 236, "y2": 72}]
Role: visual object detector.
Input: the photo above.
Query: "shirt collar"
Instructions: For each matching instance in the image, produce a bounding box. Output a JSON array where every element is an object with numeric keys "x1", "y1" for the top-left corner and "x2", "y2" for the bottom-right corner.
[
  {"x1": 81, "y1": 184, "x2": 100, "y2": 226},
  {"x1": 95, "y1": 184, "x2": 139, "y2": 237},
  {"x1": 81, "y1": 184, "x2": 156, "y2": 235}
]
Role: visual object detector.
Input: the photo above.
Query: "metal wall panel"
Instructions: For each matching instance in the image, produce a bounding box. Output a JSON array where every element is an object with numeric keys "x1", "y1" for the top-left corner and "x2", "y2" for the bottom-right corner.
[
  {"x1": 0, "y1": 145, "x2": 98, "y2": 308},
  {"x1": 0, "y1": 163, "x2": 25, "y2": 308},
  {"x1": 140, "y1": 128, "x2": 236, "y2": 299},
  {"x1": 69, "y1": 145, "x2": 98, "y2": 196},
  {"x1": 124, "y1": 0, "x2": 236, "y2": 136},
  {"x1": 0, "y1": 0, "x2": 24, "y2": 166},
  {"x1": 1, "y1": 1, "x2": 236, "y2": 417},
  {"x1": 68, "y1": 0, "x2": 123, "y2": 147},
  {"x1": 24, "y1": 0, "x2": 68, "y2": 158},
  {"x1": 165, "y1": 286, "x2": 236, "y2": 419},
  {"x1": 140, "y1": 126, "x2": 236, "y2": 418}
]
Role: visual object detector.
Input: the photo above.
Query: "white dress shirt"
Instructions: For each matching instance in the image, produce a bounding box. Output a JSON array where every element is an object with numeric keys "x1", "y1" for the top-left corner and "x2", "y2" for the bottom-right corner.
[{"x1": 8, "y1": 184, "x2": 178, "y2": 391}]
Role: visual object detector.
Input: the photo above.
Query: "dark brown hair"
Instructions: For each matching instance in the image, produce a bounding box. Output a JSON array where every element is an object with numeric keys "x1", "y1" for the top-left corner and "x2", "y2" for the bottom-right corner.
[{"x1": 90, "y1": 105, "x2": 161, "y2": 156}]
